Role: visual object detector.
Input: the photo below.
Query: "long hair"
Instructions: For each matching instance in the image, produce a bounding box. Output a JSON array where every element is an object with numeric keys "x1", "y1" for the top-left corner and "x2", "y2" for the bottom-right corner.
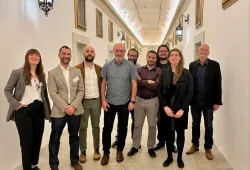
[
  {"x1": 23, "y1": 49, "x2": 46, "y2": 87},
  {"x1": 156, "y1": 44, "x2": 170, "y2": 67},
  {"x1": 168, "y1": 48, "x2": 184, "y2": 84}
]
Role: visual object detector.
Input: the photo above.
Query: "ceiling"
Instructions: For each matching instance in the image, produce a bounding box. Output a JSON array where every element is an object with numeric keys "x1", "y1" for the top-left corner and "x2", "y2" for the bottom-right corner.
[{"x1": 107, "y1": 0, "x2": 180, "y2": 45}]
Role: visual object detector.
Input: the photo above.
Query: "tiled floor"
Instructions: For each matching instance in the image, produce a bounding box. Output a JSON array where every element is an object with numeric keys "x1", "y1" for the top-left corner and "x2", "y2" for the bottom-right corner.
[{"x1": 14, "y1": 113, "x2": 233, "y2": 170}]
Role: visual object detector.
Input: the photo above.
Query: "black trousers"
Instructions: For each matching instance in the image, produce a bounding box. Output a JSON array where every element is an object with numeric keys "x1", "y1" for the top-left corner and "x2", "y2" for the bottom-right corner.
[
  {"x1": 102, "y1": 102, "x2": 129, "y2": 153},
  {"x1": 191, "y1": 98, "x2": 214, "y2": 149},
  {"x1": 157, "y1": 106, "x2": 176, "y2": 145},
  {"x1": 15, "y1": 100, "x2": 45, "y2": 170},
  {"x1": 49, "y1": 114, "x2": 81, "y2": 168},
  {"x1": 115, "y1": 109, "x2": 134, "y2": 141}
]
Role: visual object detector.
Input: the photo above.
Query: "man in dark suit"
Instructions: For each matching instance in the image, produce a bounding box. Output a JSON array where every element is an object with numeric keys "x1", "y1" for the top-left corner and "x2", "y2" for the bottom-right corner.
[{"x1": 186, "y1": 44, "x2": 222, "y2": 160}]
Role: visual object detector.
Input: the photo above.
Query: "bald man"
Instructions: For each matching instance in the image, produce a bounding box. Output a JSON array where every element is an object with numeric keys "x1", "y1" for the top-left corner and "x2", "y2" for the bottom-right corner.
[
  {"x1": 100, "y1": 43, "x2": 138, "y2": 165},
  {"x1": 75, "y1": 45, "x2": 102, "y2": 163},
  {"x1": 186, "y1": 44, "x2": 222, "y2": 160}
]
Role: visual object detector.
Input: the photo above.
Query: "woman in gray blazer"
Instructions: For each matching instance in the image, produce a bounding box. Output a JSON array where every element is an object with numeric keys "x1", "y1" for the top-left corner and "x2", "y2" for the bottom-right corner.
[{"x1": 4, "y1": 49, "x2": 51, "y2": 170}]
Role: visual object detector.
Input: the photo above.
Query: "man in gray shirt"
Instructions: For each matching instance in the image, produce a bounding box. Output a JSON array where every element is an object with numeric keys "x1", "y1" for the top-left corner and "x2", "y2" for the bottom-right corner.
[{"x1": 100, "y1": 43, "x2": 138, "y2": 166}]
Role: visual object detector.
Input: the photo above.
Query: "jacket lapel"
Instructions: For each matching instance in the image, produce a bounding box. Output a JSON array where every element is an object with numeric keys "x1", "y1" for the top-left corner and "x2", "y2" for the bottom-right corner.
[
  {"x1": 205, "y1": 59, "x2": 212, "y2": 86},
  {"x1": 56, "y1": 65, "x2": 68, "y2": 89},
  {"x1": 19, "y1": 70, "x2": 26, "y2": 100}
]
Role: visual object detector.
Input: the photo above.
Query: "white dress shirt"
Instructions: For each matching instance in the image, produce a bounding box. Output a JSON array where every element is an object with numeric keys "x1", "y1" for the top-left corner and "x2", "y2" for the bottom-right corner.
[
  {"x1": 85, "y1": 64, "x2": 99, "y2": 99},
  {"x1": 60, "y1": 65, "x2": 71, "y2": 104},
  {"x1": 20, "y1": 78, "x2": 43, "y2": 105}
]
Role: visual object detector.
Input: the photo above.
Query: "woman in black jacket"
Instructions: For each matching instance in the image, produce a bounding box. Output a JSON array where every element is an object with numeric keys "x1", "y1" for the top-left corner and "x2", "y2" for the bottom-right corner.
[{"x1": 158, "y1": 48, "x2": 193, "y2": 168}]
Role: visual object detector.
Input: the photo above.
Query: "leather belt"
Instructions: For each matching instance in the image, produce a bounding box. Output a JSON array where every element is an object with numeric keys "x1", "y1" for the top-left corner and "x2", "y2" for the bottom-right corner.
[
  {"x1": 85, "y1": 98, "x2": 98, "y2": 100},
  {"x1": 139, "y1": 96, "x2": 157, "y2": 100}
]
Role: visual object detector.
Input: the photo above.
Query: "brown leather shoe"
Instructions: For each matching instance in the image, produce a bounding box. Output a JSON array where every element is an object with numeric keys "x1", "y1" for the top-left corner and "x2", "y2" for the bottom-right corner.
[
  {"x1": 93, "y1": 148, "x2": 101, "y2": 160},
  {"x1": 101, "y1": 153, "x2": 109, "y2": 166},
  {"x1": 79, "y1": 151, "x2": 86, "y2": 163},
  {"x1": 71, "y1": 162, "x2": 82, "y2": 170},
  {"x1": 51, "y1": 168, "x2": 59, "y2": 170},
  {"x1": 116, "y1": 151, "x2": 124, "y2": 162},
  {"x1": 186, "y1": 145, "x2": 199, "y2": 154},
  {"x1": 205, "y1": 149, "x2": 214, "y2": 160}
]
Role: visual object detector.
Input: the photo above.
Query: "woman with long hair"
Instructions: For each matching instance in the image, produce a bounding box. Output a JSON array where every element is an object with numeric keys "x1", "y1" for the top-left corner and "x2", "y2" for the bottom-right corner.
[
  {"x1": 158, "y1": 48, "x2": 193, "y2": 168},
  {"x1": 4, "y1": 49, "x2": 51, "y2": 170}
]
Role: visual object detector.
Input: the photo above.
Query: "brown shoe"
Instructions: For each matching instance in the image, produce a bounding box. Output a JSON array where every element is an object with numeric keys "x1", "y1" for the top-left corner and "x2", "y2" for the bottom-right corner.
[
  {"x1": 79, "y1": 151, "x2": 86, "y2": 163},
  {"x1": 51, "y1": 168, "x2": 59, "y2": 170},
  {"x1": 116, "y1": 151, "x2": 124, "y2": 162},
  {"x1": 186, "y1": 145, "x2": 199, "y2": 154},
  {"x1": 93, "y1": 148, "x2": 101, "y2": 160},
  {"x1": 101, "y1": 153, "x2": 109, "y2": 166},
  {"x1": 71, "y1": 162, "x2": 82, "y2": 170},
  {"x1": 205, "y1": 149, "x2": 214, "y2": 160}
]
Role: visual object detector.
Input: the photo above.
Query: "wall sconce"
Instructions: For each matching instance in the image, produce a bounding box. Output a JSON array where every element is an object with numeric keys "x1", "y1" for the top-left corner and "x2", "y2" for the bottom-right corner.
[
  {"x1": 38, "y1": 0, "x2": 54, "y2": 17},
  {"x1": 117, "y1": 31, "x2": 126, "y2": 44},
  {"x1": 175, "y1": 14, "x2": 189, "y2": 41}
]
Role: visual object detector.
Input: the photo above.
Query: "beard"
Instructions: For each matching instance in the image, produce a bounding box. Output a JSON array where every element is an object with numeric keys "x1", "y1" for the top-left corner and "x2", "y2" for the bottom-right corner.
[
  {"x1": 147, "y1": 61, "x2": 155, "y2": 66},
  {"x1": 85, "y1": 55, "x2": 95, "y2": 62},
  {"x1": 60, "y1": 58, "x2": 70, "y2": 64},
  {"x1": 159, "y1": 57, "x2": 167, "y2": 60},
  {"x1": 128, "y1": 59, "x2": 137, "y2": 65}
]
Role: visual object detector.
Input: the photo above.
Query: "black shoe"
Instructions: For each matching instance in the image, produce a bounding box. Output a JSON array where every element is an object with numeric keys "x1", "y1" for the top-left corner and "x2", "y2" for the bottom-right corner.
[
  {"x1": 32, "y1": 166, "x2": 41, "y2": 170},
  {"x1": 138, "y1": 144, "x2": 141, "y2": 149},
  {"x1": 127, "y1": 147, "x2": 138, "y2": 156},
  {"x1": 154, "y1": 142, "x2": 165, "y2": 150},
  {"x1": 177, "y1": 159, "x2": 184, "y2": 168},
  {"x1": 148, "y1": 149, "x2": 156, "y2": 158},
  {"x1": 172, "y1": 145, "x2": 177, "y2": 153},
  {"x1": 163, "y1": 157, "x2": 173, "y2": 167},
  {"x1": 111, "y1": 141, "x2": 118, "y2": 148}
]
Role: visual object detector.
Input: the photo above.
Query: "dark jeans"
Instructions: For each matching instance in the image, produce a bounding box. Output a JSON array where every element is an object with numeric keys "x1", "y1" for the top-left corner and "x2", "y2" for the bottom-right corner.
[
  {"x1": 157, "y1": 106, "x2": 175, "y2": 145},
  {"x1": 102, "y1": 102, "x2": 129, "y2": 153},
  {"x1": 166, "y1": 128, "x2": 185, "y2": 159},
  {"x1": 191, "y1": 98, "x2": 214, "y2": 149},
  {"x1": 49, "y1": 114, "x2": 81, "y2": 168},
  {"x1": 115, "y1": 109, "x2": 134, "y2": 141},
  {"x1": 15, "y1": 101, "x2": 44, "y2": 170}
]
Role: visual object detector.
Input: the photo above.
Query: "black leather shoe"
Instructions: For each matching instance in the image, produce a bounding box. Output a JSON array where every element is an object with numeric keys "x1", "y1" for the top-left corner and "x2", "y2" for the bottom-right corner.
[
  {"x1": 32, "y1": 166, "x2": 41, "y2": 170},
  {"x1": 154, "y1": 142, "x2": 165, "y2": 150},
  {"x1": 172, "y1": 145, "x2": 177, "y2": 153},
  {"x1": 177, "y1": 159, "x2": 184, "y2": 168},
  {"x1": 148, "y1": 149, "x2": 156, "y2": 158},
  {"x1": 163, "y1": 157, "x2": 173, "y2": 167},
  {"x1": 111, "y1": 141, "x2": 118, "y2": 148},
  {"x1": 127, "y1": 147, "x2": 138, "y2": 156}
]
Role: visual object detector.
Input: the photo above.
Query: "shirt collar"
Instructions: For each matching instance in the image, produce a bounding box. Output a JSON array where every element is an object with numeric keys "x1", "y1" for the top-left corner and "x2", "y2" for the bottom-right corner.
[
  {"x1": 114, "y1": 58, "x2": 124, "y2": 65},
  {"x1": 197, "y1": 58, "x2": 208, "y2": 65},
  {"x1": 143, "y1": 65, "x2": 157, "y2": 70},
  {"x1": 60, "y1": 64, "x2": 70, "y2": 70}
]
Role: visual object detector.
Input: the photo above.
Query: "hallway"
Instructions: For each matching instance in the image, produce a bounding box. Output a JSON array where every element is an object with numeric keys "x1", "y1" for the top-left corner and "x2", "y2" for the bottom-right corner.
[{"x1": 14, "y1": 115, "x2": 233, "y2": 170}]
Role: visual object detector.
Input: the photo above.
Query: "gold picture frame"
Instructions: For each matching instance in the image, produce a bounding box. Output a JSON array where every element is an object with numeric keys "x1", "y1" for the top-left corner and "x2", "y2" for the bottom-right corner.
[
  {"x1": 108, "y1": 20, "x2": 113, "y2": 42},
  {"x1": 96, "y1": 9, "x2": 103, "y2": 38},
  {"x1": 195, "y1": 0, "x2": 204, "y2": 29},
  {"x1": 222, "y1": 0, "x2": 238, "y2": 9},
  {"x1": 74, "y1": 0, "x2": 86, "y2": 31}
]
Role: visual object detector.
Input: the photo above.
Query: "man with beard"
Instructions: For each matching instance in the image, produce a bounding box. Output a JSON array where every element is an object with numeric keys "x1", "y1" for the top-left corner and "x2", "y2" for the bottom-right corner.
[
  {"x1": 75, "y1": 46, "x2": 102, "y2": 163},
  {"x1": 127, "y1": 50, "x2": 161, "y2": 158},
  {"x1": 48, "y1": 46, "x2": 84, "y2": 170},
  {"x1": 111, "y1": 48, "x2": 141, "y2": 148},
  {"x1": 154, "y1": 45, "x2": 177, "y2": 153}
]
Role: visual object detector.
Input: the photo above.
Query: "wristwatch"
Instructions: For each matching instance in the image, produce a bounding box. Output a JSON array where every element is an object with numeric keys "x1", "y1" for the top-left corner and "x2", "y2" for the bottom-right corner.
[{"x1": 130, "y1": 100, "x2": 136, "y2": 104}]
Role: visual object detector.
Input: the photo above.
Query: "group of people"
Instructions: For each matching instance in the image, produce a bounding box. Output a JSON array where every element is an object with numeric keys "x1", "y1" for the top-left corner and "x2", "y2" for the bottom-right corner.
[{"x1": 4, "y1": 42, "x2": 222, "y2": 170}]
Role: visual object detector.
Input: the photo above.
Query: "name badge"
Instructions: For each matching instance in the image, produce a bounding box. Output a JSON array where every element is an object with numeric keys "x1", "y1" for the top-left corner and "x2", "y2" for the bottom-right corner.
[{"x1": 73, "y1": 76, "x2": 80, "y2": 83}]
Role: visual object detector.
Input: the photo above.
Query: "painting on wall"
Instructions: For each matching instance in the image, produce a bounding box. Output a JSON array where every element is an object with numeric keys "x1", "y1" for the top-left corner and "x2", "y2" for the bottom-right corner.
[
  {"x1": 222, "y1": 0, "x2": 238, "y2": 9},
  {"x1": 96, "y1": 9, "x2": 103, "y2": 38},
  {"x1": 74, "y1": 0, "x2": 86, "y2": 31},
  {"x1": 108, "y1": 20, "x2": 113, "y2": 42},
  {"x1": 195, "y1": 0, "x2": 204, "y2": 28}
]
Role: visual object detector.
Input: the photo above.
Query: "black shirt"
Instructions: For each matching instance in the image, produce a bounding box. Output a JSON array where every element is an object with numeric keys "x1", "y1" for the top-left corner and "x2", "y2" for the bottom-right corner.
[{"x1": 158, "y1": 62, "x2": 170, "y2": 71}]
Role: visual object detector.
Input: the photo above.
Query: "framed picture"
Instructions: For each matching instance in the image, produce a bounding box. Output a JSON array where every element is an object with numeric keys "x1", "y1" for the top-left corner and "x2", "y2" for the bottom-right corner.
[
  {"x1": 195, "y1": 0, "x2": 204, "y2": 28},
  {"x1": 108, "y1": 20, "x2": 113, "y2": 42},
  {"x1": 222, "y1": 0, "x2": 238, "y2": 9},
  {"x1": 74, "y1": 0, "x2": 86, "y2": 31},
  {"x1": 96, "y1": 9, "x2": 103, "y2": 38}
]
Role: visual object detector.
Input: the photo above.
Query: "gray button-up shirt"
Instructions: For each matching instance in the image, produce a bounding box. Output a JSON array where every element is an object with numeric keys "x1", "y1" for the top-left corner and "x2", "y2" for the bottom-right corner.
[{"x1": 101, "y1": 59, "x2": 138, "y2": 105}]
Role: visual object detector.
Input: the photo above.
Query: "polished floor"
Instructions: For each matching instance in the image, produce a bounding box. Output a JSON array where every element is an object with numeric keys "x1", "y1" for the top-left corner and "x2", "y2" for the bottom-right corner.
[{"x1": 14, "y1": 113, "x2": 233, "y2": 170}]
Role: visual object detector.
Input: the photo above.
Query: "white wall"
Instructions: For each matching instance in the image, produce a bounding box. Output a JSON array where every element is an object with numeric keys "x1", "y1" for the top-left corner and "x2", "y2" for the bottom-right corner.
[
  {"x1": 0, "y1": 0, "x2": 139, "y2": 169},
  {"x1": 172, "y1": 0, "x2": 249, "y2": 169}
]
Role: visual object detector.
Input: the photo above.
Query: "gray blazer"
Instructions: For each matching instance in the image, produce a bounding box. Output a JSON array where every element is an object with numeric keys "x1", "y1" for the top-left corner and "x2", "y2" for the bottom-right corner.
[
  {"x1": 4, "y1": 68, "x2": 51, "y2": 122},
  {"x1": 47, "y1": 65, "x2": 84, "y2": 118}
]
